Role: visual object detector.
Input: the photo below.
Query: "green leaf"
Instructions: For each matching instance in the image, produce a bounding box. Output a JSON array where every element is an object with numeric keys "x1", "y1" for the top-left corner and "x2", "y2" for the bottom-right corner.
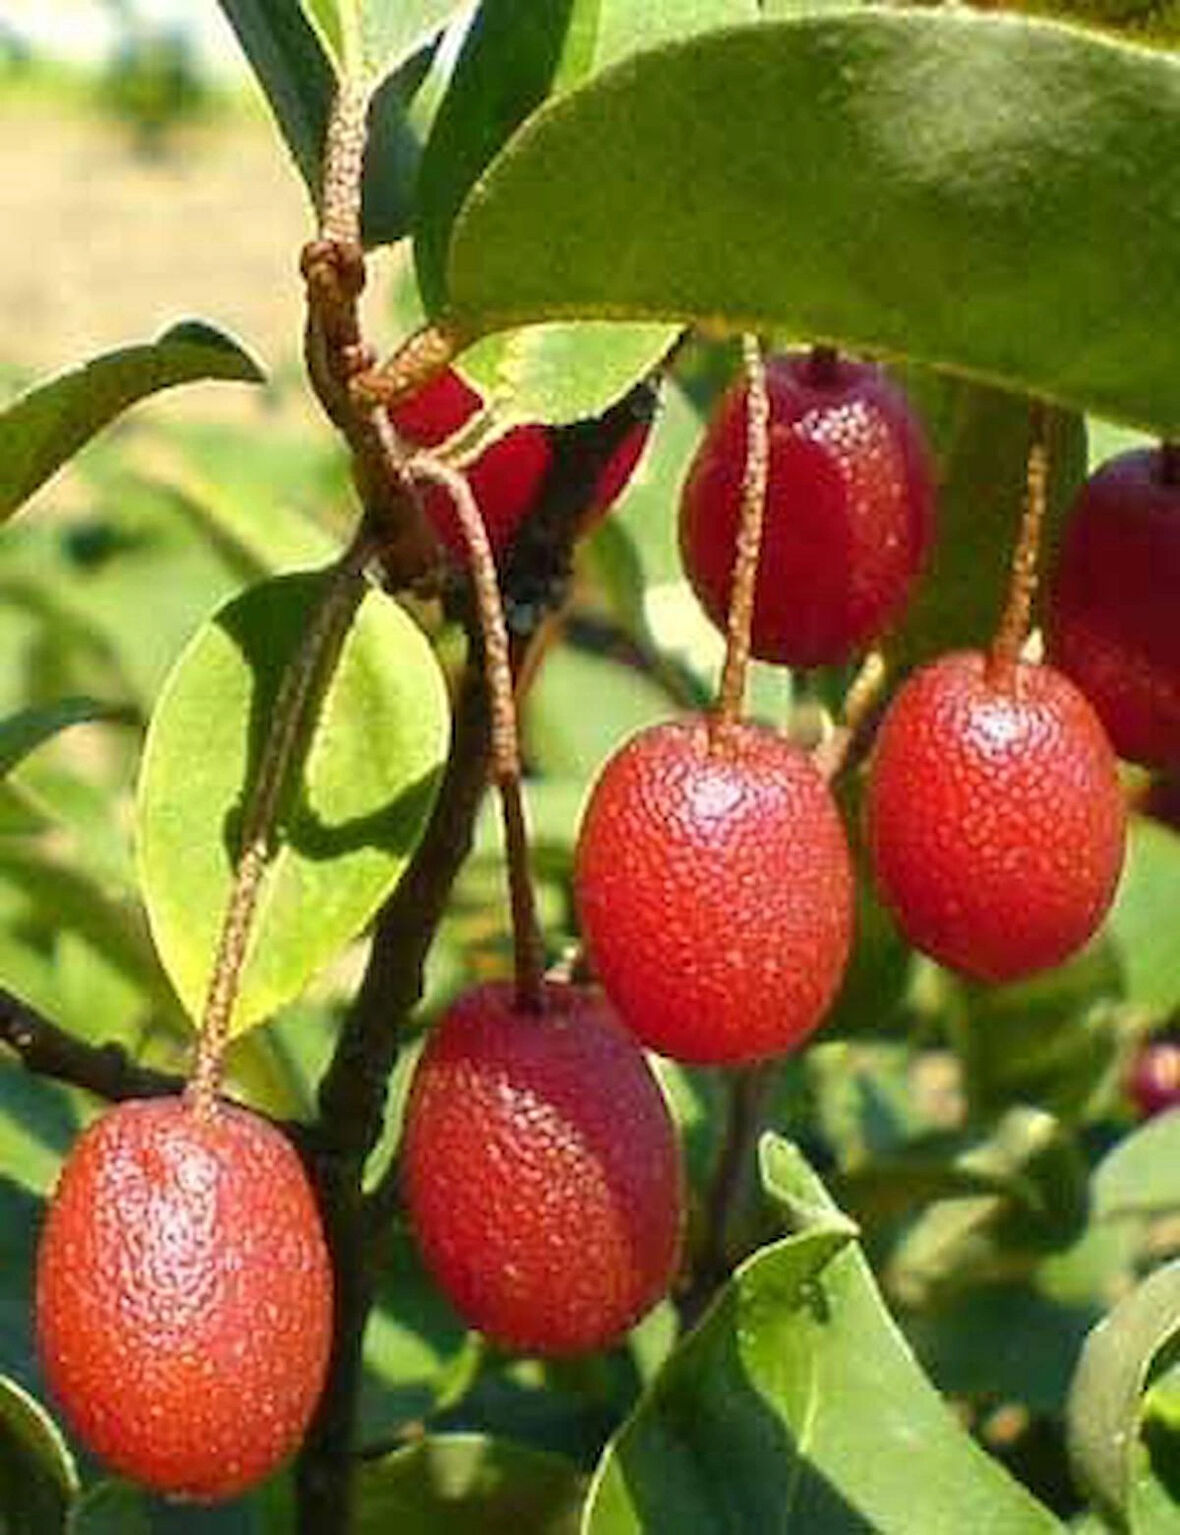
[
  {"x1": 444, "y1": 13, "x2": 1180, "y2": 435},
  {"x1": 0, "y1": 1374, "x2": 77, "y2": 1534},
  {"x1": 0, "y1": 699, "x2": 131, "y2": 781},
  {"x1": 217, "y1": 0, "x2": 335, "y2": 203},
  {"x1": 891, "y1": 373, "x2": 1087, "y2": 669},
  {"x1": 136, "y1": 569, "x2": 449, "y2": 1036},
  {"x1": 416, "y1": 0, "x2": 754, "y2": 312},
  {"x1": 585, "y1": 1134, "x2": 1062, "y2": 1534},
  {"x1": 1067, "y1": 1260, "x2": 1180, "y2": 1529},
  {"x1": 459, "y1": 322, "x2": 676, "y2": 428},
  {"x1": 0, "y1": 324, "x2": 264, "y2": 524},
  {"x1": 1093, "y1": 1110, "x2": 1180, "y2": 1223},
  {"x1": 1109, "y1": 819, "x2": 1180, "y2": 1018},
  {"x1": 354, "y1": 1435, "x2": 584, "y2": 1533}
]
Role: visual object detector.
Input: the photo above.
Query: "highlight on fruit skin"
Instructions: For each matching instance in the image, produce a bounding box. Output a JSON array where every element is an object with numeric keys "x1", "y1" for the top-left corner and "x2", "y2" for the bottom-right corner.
[
  {"x1": 574, "y1": 715, "x2": 855, "y2": 1066},
  {"x1": 35, "y1": 1096, "x2": 333, "y2": 1503},
  {"x1": 864, "y1": 650, "x2": 1128, "y2": 984},
  {"x1": 679, "y1": 347, "x2": 936, "y2": 668},
  {"x1": 388, "y1": 366, "x2": 552, "y2": 564},
  {"x1": 1045, "y1": 444, "x2": 1180, "y2": 771},
  {"x1": 401, "y1": 980, "x2": 684, "y2": 1357}
]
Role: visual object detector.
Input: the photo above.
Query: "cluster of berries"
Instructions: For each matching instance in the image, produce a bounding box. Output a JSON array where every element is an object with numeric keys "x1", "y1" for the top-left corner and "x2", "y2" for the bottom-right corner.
[{"x1": 32, "y1": 350, "x2": 1177, "y2": 1506}]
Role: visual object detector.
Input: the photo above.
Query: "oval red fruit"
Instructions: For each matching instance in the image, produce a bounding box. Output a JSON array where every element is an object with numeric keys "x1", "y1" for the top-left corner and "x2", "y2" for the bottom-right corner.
[
  {"x1": 36, "y1": 1097, "x2": 332, "y2": 1502},
  {"x1": 402, "y1": 981, "x2": 683, "y2": 1356},
  {"x1": 679, "y1": 349, "x2": 935, "y2": 667},
  {"x1": 1045, "y1": 445, "x2": 1180, "y2": 770},
  {"x1": 575, "y1": 716, "x2": 855, "y2": 1065},
  {"x1": 864, "y1": 651, "x2": 1127, "y2": 982},
  {"x1": 389, "y1": 367, "x2": 552, "y2": 563}
]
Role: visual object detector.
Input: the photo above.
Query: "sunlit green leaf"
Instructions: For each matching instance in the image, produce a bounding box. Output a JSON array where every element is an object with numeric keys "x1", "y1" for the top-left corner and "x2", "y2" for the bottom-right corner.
[
  {"x1": 444, "y1": 13, "x2": 1180, "y2": 435},
  {"x1": 136, "y1": 569, "x2": 449, "y2": 1036},
  {"x1": 585, "y1": 1135, "x2": 1062, "y2": 1533},
  {"x1": 0, "y1": 1374, "x2": 77, "y2": 1534}
]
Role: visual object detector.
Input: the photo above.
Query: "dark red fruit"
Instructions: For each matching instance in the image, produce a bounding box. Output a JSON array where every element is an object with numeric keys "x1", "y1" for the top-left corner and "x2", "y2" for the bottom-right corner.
[
  {"x1": 679, "y1": 349, "x2": 935, "y2": 667},
  {"x1": 865, "y1": 651, "x2": 1127, "y2": 982},
  {"x1": 581, "y1": 418, "x2": 651, "y2": 531},
  {"x1": 574, "y1": 716, "x2": 854, "y2": 1065},
  {"x1": 389, "y1": 367, "x2": 552, "y2": 563},
  {"x1": 1127, "y1": 1036, "x2": 1180, "y2": 1119},
  {"x1": 401, "y1": 981, "x2": 683, "y2": 1356},
  {"x1": 1045, "y1": 445, "x2": 1180, "y2": 771},
  {"x1": 36, "y1": 1097, "x2": 332, "y2": 1502}
]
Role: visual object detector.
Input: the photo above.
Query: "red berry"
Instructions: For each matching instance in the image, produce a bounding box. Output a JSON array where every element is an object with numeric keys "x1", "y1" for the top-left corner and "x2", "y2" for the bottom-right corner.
[
  {"x1": 574, "y1": 716, "x2": 854, "y2": 1065},
  {"x1": 864, "y1": 651, "x2": 1127, "y2": 982},
  {"x1": 1127, "y1": 1037, "x2": 1180, "y2": 1119},
  {"x1": 1045, "y1": 446, "x2": 1180, "y2": 771},
  {"x1": 401, "y1": 981, "x2": 683, "y2": 1356},
  {"x1": 389, "y1": 368, "x2": 552, "y2": 564},
  {"x1": 679, "y1": 349, "x2": 935, "y2": 667},
  {"x1": 582, "y1": 419, "x2": 651, "y2": 531},
  {"x1": 35, "y1": 1098, "x2": 332, "y2": 1502}
]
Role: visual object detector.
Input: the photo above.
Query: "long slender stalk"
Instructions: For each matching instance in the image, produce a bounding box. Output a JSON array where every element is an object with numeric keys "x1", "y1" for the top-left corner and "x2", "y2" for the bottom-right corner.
[
  {"x1": 713, "y1": 334, "x2": 771, "y2": 737},
  {"x1": 988, "y1": 403, "x2": 1049, "y2": 691},
  {"x1": 186, "y1": 534, "x2": 373, "y2": 1117}
]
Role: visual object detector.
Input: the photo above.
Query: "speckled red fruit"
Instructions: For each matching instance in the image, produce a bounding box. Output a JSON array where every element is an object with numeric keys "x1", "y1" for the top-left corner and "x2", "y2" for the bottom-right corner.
[
  {"x1": 679, "y1": 350, "x2": 935, "y2": 667},
  {"x1": 401, "y1": 981, "x2": 683, "y2": 1356},
  {"x1": 389, "y1": 367, "x2": 552, "y2": 563},
  {"x1": 1045, "y1": 446, "x2": 1180, "y2": 771},
  {"x1": 36, "y1": 1097, "x2": 332, "y2": 1502},
  {"x1": 864, "y1": 651, "x2": 1127, "y2": 982},
  {"x1": 1127, "y1": 1037, "x2": 1180, "y2": 1119},
  {"x1": 574, "y1": 716, "x2": 855, "y2": 1065}
]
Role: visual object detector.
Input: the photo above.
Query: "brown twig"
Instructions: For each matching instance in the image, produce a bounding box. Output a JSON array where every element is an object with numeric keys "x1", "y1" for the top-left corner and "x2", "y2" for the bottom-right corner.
[{"x1": 0, "y1": 986, "x2": 182, "y2": 1103}]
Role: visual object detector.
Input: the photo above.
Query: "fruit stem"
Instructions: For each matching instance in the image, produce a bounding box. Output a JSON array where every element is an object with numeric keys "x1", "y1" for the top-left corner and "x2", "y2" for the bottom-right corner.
[
  {"x1": 712, "y1": 334, "x2": 770, "y2": 739},
  {"x1": 410, "y1": 455, "x2": 546, "y2": 1013},
  {"x1": 805, "y1": 344, "x2": 841, "y2": 388},
  {"x1": 811, "y1": 649, "x2": 888, "y2": 781},
  {"x1": 1159, "y1": 440, "x2": 1180, "y2": 487},
  {"x1": 186, "y1": 533, "x2": 375, "y2": 1118},
  {"x1": 987, "y1": 401, "x2": 1049, "y2": 691}
]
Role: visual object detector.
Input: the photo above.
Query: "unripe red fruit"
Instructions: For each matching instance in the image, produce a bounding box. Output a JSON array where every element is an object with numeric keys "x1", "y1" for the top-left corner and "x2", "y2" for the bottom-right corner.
[
  {"x1": 574, "y1": 716, "x2": 855, "y2": 1065},
  {"x1": 1045, "y1": 446, "x2": 1180, "y2": 770},
  {"x1": 36, "y1": 1097, "x2": 332, "y2": 1502},
  {"x1": 401, "y1": 981, "x2": 683, "y2": 1356},
  {"x1": 1126, "y1": 1037, "x2": 1180, "y2": 1119},
  {"x1": 389, "y1": 367, "x2": 552, "y2": 563},
  {"x1": 864, "y1": 651, "x2": 1127, "y2": 983},
  {"x1": 679, "y1": 350, "x2": 935, "y2": 668}
]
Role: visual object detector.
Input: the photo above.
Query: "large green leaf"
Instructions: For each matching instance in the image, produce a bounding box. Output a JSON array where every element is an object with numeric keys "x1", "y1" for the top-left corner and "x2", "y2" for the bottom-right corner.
[
  {"x1": 354, "y1": 1435, "x2": 584, "y2": 1534},
  {"x1": 443, "y1": 13, "x2": 1180, "y2": 435},
  {"x1": 0, "y1": 324, "x2": 264, "y2": 524},
  {"x1": 136, "y1": 569, "x2": 449, "y2": 1036},
  {"x1": 416, "y1": 0, "x2": 755, "y2": 312},
  {"x1": 584, "y1": 1135, "x2": 1062, "y2": 1533},
  {"x1": 0, "y1": 1375, "x2": 77, "y2": 1535},
  {"x1": 1067, "y1": 1260, "x2": 1180, "y2": 1529}
]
